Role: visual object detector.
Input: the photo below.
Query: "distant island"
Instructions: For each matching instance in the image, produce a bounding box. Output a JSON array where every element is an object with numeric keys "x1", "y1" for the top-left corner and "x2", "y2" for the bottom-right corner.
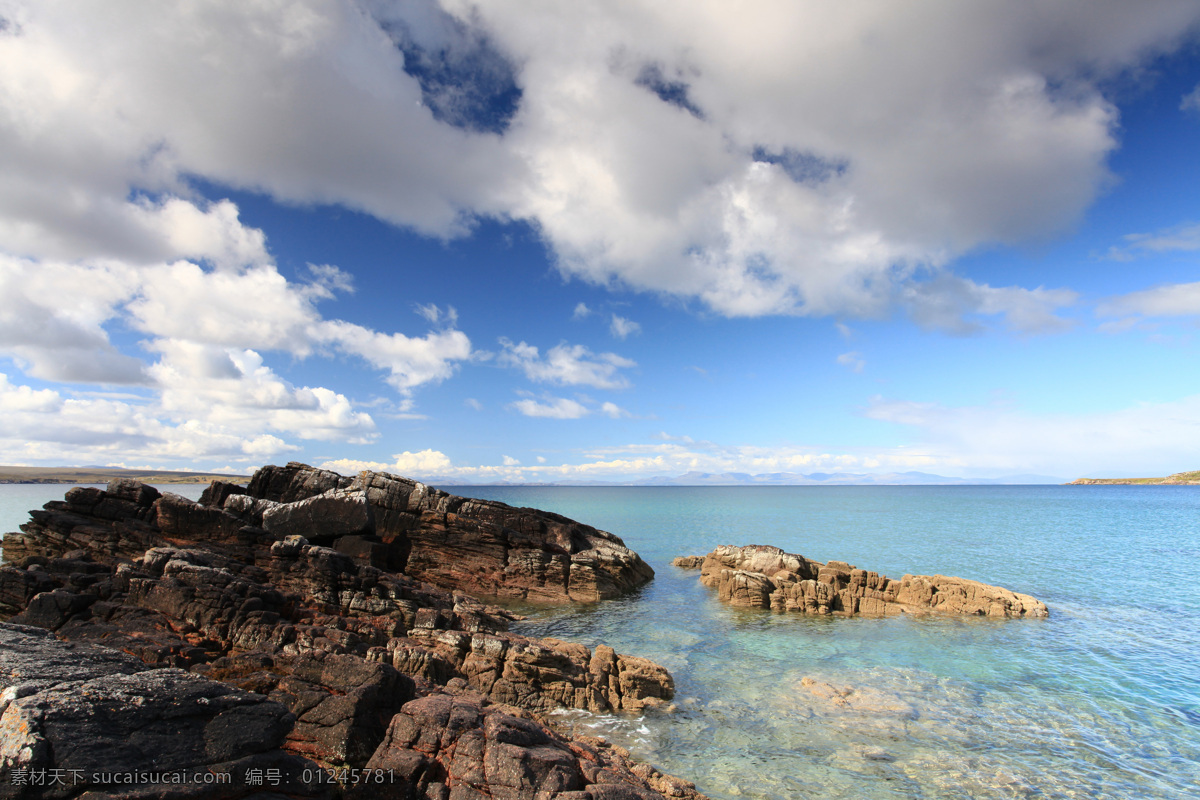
[
  {"x1": 1068, "y1": 470, "x2": 1200, "y2": 485},
  {"x1": 0, "y1": 465, "x2": 248, "y2": 484}
]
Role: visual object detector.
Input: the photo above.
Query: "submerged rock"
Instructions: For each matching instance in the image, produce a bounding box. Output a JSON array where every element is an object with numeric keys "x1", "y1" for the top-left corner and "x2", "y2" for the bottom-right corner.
[{"x1": 677, "y1": 544, "x2": 1048, "y2": 618}]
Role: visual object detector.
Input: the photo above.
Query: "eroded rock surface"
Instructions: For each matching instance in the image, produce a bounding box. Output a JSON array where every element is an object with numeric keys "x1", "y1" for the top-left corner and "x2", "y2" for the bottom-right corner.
[
  {"x1": 353, "y1": 690, "x2": 704, "y2": 800},
  {"x1": 676, "y1": 545, "x2": 1048, "y2": 618},
  {"x1": 0, "y1": 470, "x2": 694, "y2": 799},
  {"x1": 5, "y1": 464, "x2": 653, "y2": 604},
  {"x1": 0, "y1": 622, "x2": 330, "y2": 800}
]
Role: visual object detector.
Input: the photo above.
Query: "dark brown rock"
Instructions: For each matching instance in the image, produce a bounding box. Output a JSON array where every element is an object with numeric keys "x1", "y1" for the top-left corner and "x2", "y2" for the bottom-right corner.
[
  {"x1": 683, "y1": 544, "x2": 1048, "y2": 617},
  {"x1": 0, "y1": 623, "x2": 331, "y2": 800},
  {"x1": 0, "y1": 472, "x2": 688, "y2": 799},
  {"x1": 352, "y1": 693, "x2": 706, "y2": 800}
]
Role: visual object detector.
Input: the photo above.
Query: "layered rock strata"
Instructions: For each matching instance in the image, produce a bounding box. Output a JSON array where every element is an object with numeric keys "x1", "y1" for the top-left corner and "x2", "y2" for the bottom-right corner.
[
  {"x1": 4, "y1": 463, "x2": 654, "y2": 604},
  {"x1": 673, "y1": 544, "x2": 1048, "y2": 618},
  {"x1": 0, "y1": 469, "x2": 700, "y2": 800}
]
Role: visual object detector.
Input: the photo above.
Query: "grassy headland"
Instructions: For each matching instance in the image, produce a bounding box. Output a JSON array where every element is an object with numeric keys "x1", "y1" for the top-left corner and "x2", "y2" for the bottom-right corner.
[
  {"x1": 0, "y1": 466, "x2": 248, "y2": 485},
  {"x1": 1067, "y1": 470, "x2": 1200, "y2": 485}
]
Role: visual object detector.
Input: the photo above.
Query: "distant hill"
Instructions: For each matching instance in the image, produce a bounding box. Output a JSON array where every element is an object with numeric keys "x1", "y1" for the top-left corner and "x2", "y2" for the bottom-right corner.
[
  {"x1": 0, "y1": 466, "x2": 248, "y2": 485},
  {"x1": 1067, "y1": 470, "x2": 1200, "y2": 485}
]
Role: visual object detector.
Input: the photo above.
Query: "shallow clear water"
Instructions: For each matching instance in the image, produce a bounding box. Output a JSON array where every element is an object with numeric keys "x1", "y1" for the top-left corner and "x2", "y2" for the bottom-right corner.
[
  {"x1": 453, "y1": 486, "x2": 1200, "y2": 800},
  {"x1": 2, "y1": 484, "x2": 1198, "y2": 799}
]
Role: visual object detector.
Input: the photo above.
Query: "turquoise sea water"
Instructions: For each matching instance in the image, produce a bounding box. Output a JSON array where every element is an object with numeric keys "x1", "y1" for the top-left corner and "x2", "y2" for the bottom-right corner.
[{"x1": 3, "y1": 484, "x2": 1198, "y2": 799}]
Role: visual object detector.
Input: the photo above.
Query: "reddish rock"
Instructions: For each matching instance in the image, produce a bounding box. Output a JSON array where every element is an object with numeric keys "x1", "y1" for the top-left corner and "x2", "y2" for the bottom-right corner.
[
  {"x1": 681, "y1": 544, "x2": 1048, "y2": 618},
  {"x1": 352, "y1": 692, "x2": 706, "y2": 800},
  {"x1": 0, "y1": 473, "x2": 687, "y2": 798}
]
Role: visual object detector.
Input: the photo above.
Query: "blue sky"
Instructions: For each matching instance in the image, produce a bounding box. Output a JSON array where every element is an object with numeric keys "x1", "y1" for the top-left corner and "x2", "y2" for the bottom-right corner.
[{"x1": 3, "y1": 1, "x2": 1200, "y2": 482}]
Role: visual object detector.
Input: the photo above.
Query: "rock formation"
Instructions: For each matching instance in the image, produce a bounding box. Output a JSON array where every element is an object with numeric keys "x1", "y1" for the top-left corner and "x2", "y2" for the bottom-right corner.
[
  {"x1": 4, "y1": 463, "x2": 654, "y2": 604},
  {"x1": 673, "y1": 544, "x2": 1047, "y2": 618},
  {"x1": 0, "y1": 466, "x2": 701, "y2": 800}
]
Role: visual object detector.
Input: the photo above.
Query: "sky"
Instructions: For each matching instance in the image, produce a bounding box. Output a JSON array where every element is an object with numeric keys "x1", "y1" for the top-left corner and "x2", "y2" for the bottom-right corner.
[{"x1": 3, "y1": 1, "x2": 1200, "y2": 483}]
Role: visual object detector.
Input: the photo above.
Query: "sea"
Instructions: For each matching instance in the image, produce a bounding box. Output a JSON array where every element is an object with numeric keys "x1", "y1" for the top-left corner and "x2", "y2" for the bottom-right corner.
[{"x1": 2, "y1": 483, "x2": 1198, "y2": 799}]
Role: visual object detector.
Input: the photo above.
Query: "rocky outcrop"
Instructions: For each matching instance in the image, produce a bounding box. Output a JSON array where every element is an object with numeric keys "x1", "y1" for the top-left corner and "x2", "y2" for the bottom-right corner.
[
  {"x1": 677, "y1": 544, "x2": 1048, "y2": 618},
  {"x1": 355, "y1": 690, "x2": 704, "y2": 800},
  {"x1": 5, "y1": 463, "x2": 653, "y2": 604},
  {"x1": 0, "y1": 472, "x2": 696, "y2": 799},
  {"x1": 0, "y1": 622, "x2": 331, "y2": 800}
]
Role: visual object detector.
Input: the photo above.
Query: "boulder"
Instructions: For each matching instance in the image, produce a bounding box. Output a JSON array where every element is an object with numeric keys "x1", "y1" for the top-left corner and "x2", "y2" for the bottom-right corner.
[
  {"x1": 0, "y1": 623, "x2": 330, "y2": 800},
  {"x1": 681, "y1": 544, "x2": 1048, "y2": 618},
  {"x1": 352, "y1": 692, "x2": 706, "y2": 800}
]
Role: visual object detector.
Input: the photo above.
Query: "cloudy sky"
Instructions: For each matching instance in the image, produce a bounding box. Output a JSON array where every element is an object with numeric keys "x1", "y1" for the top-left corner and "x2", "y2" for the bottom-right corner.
[{"x1": 3, "y1": 0, "x2": 1200, "y2": 482}]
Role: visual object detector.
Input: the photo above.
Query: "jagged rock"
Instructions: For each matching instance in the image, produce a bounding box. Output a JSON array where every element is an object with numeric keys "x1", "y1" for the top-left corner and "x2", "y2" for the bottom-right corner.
[
  {"x1": 245, "y1": 463, "x2": 655, "y2": 602},
  {"x1": 678, "y1": 544, "x2": 1048, "y2": 618},
  {"x1": 3, "y1": 463, "x2": 655, "y2": 604},
  {"x1": 352, "y1": 692, "x2": 706, "y2": 800},
  {"x1": 0, "y1": 474, "x2": 687, "y2": 797},
  {"x1": 669, "y1": 556, "x2": 703, "y2": 569},
  {"x1": 0, "y1": 623, "x2": 330, "y2": 800}
]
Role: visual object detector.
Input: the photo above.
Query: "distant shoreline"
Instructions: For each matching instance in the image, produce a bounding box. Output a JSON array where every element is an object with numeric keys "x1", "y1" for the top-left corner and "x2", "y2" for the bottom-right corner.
[
  {"x1": 1067, "y1": 469, "x2": 1200, "y2": 485},
  {"x1": 0, "y1": 466, "x2": 248, "y2": 485}
]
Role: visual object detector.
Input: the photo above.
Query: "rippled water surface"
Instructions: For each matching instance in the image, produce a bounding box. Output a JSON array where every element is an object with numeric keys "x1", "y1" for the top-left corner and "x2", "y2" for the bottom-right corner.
[
  {"x1": 454, "y1": 485, "x2": 1200, "y2": 800},
  {"x1": 3, "y1": 484, "x2": 1198, "y2": 799}
]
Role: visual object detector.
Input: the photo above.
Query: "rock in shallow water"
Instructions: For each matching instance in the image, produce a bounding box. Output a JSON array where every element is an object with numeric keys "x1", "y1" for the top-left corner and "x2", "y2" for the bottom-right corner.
[{"x1": 677, "y1": 544, "x2": 1048, "y2": 618}]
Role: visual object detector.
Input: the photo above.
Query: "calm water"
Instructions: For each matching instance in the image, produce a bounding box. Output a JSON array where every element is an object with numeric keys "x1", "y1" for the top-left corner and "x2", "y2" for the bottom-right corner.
[{"x1": 3, "y1": 484, "x2": 1198, "y2": 799}]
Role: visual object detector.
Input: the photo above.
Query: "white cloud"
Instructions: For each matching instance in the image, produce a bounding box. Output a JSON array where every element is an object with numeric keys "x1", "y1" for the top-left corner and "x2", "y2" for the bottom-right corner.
[
  {"x1": 609, "y1": 314, "x2": 641, "y2": 340},
  {"x1": 600, "y1": 401, "x2": 629, "y2": 418},
  {"x1": 1107, "y1": 222, "x2": 1200, "y2": 260},
  {"x1": 501, "y1": 454, "x2": 520, "y2": 465},
  {"x1": 498, "y1": 338, "x2": 635, "y2": 389},
  {"x1": 0, "y1": 199, "x2": 473, "y2": 465},
  {"x1": 836, "y1": 351, "x2": 865, "y2": 373},
  {"x1": 5, "y1": 1, "x2": 1195, "y2": 328},
  {"x1": 321, "y1": 448, "x2": 456, "y2": 476},
  {"x1": 415, "y1": 303, "x2": 458, "y2": 327},
  {"x1": 1097, "y1": 281, "x2": 1200, "y2": 318},
  {"x1": 902, "y1": 275, "x2": 1078, "y2": 335},
  {"x1": 315, "y1": 321, "x2": 472, "y2": 397},
  {"x1": 508, "y1": 395, "x2": 590, "y2": 419},
  {"x1": 0, "y1": 372, "x2": 303, "y2": 466},
  {"x1": 308, "y1": 437, "x2": 957, "y2": 483},
  {"x1": 572, "y1": 302, "x2": 593, "y2": 319},
  {"x1": 1182, "y1": 83, "x2": 1200, "y2": 113},
  {"x1": 320, "y1": 394, "x2": 1200, "y2": 480},
  {"x1": 465, "y1": 397, "x2": 483, "y2": 410}
]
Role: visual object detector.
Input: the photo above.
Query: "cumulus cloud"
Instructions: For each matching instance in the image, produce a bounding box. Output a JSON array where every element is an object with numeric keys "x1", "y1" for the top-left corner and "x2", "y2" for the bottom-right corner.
[
  {"x1": 572, "y1": 302, "x2": 593, "y2": 319},
  {"x1": 498, "y1": 338, "x2": 635, "y2": 389},
  {"x1": 0, "y1": 195, "x2": 473, "y2": 466},
  {"x1": 609, "y1": 314, "x2": 641, "y2": 340},
  {"x1": 0, "y1": 372, "x2": 303, "y2": 466},
  {"x1": 321, "y1": 448, "x2": 456, "y2": 477},
  {"x1": 5, "y1": 0, "x2": 1196, "y2": 331}
]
